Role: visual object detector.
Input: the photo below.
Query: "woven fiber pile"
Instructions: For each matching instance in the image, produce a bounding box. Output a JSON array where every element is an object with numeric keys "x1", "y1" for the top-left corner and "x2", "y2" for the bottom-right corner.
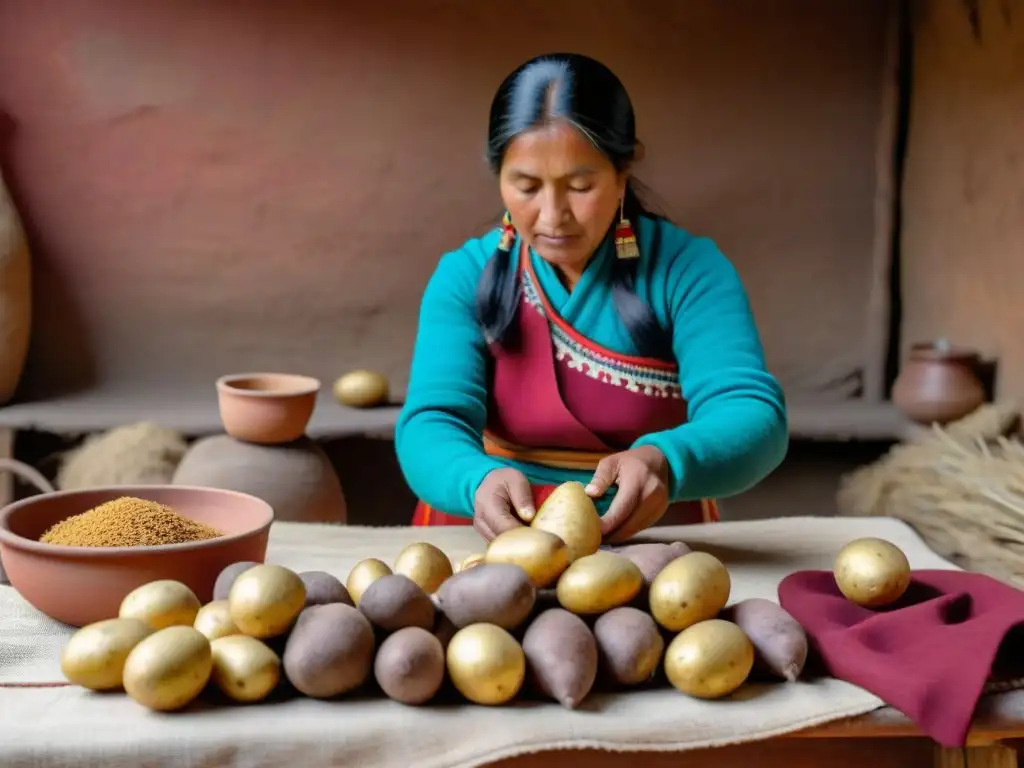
[{"x1": 838, "y1": 402, "x2": 1024, "y2": 586}]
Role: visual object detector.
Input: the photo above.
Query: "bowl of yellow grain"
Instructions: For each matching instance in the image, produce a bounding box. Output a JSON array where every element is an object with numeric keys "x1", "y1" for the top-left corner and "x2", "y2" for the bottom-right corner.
[{"x1": 0, "y1": 485, "x2": 274, "y2": 627}]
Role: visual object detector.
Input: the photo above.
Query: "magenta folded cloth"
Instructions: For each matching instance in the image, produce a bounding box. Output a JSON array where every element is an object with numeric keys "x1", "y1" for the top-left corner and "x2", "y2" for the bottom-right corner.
[{"x1": 778, "y1": 569, "x2": 1024, "y2": 747}]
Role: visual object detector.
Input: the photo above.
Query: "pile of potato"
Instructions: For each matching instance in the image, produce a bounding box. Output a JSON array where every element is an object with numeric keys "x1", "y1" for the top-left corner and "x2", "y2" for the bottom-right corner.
[{"x1": 59, "y1": 481, "x2": 819, "y2": 712}]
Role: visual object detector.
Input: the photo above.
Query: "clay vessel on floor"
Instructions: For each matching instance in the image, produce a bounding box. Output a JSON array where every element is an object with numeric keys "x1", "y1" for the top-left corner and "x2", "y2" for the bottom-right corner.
[
  {"x1": 892, "y1": 341, "x2": 986, "y2": 425},
  {"x1": 172, "y1": 435, "x2": 347, "y2": 524}
]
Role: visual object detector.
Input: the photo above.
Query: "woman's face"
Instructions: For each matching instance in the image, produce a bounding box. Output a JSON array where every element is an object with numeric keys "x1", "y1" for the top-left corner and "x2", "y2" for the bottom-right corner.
[{"x1": 499, "y1": 122, "x2": 627, "y2": 281}]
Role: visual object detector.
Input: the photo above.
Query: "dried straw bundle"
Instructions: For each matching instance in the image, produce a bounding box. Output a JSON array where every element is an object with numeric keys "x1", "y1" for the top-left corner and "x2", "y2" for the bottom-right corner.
[{"x1": 838, "y1": 402, "x2": 1024, "y2": 586}]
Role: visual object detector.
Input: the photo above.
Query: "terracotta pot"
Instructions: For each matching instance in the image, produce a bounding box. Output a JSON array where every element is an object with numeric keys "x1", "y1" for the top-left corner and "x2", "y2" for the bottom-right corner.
[
  {"x1": 0, "y1": 485, "x2": 273, "y2": 627},
  {"x1": 0, "y1": 170, "x2": 31, "y2": 405},
  {"x1": 216, "y1": 372, "x2": 320, "y2": 445},
  {"x1": 172, "y1": 434, "x2": 347, "y2": 524},
  {"x1": 891, "y1": 342, "x2": 986, "y2": 425},
  {"x1": 0, "y1": 458, "x2": 56, "y2": 585}
]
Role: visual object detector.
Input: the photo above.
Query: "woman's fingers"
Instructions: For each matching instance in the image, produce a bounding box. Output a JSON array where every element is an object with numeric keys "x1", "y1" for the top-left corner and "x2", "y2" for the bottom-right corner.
[
  {"x1": 473, "y1": 515, "x2": 496, "y2": 542},
  {"x1": 473, "y1": 468, "x2": 532, "y2": 539},
  {"x1": 605, "y1": 511, "x2": 649, "y2": 544},
  {"x1": 483, "y1": 472, "x2": 532, "y2": 536},
  {"x1": 605, "y1": 476, "x2": 670, "y2": 543},
  {"x1": 505, "y1": 471, "x2": 537, "y2": 522},
  {"x1": 586, "y1": 455, "x2": 620, "y2": 499},
  {"x1": 483, "y1": 496, "x2": 522, "y2": 536},
  {"x1": 599, "y1": 473, "x2": 643, "y2": 537}
]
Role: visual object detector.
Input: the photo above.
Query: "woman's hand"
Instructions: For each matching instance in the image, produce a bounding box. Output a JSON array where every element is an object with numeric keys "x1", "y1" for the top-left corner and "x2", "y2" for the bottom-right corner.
[
  {"x1": 585, "y1": 445, "x2": 671, "y2": 543},
  {"x1": 473, "y1": 468, "x2": 536, "y2": 541}
]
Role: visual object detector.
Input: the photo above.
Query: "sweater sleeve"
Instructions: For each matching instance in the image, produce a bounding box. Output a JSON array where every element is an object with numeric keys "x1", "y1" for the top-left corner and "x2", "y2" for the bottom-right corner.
[
  {"x1": 394, "y1": 241, "x2": 507, "y2": 518},
  {"x1": 631, "y1": 237, "x2": 789, "y2": 503}
]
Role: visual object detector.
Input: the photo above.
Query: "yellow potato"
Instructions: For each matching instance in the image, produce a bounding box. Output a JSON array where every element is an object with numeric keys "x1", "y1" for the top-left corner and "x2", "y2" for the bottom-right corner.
[
  {"x1": 456, "y1": 553, "x2": 486, "y2": 573},
  {"x1": 228, "y1": 564, "x2": 306, "y2": 638},
  {"x1": 60, "y1": 618, "x2": 153, "y2": 691},
  {"x1": 446, "y1": 623, "x2": 525, "y2": 705},
  {"x1": 193, "y1": 600, "x2": 241, "y2": 642},
  {"x1": 485, "y1": 527, "x2": 570, "y2": 588},
  {"x1": 834, "y1": 537, "x2": 911, "y2": 608},
  {"x1": 649, "y1": 552, "x2": 731, "y2": 632},
  {"x1": 556, "y1": 551, "x2": 643, "y2": 615},
  {"x1": 664, "y1": 619, "x2": 754, "y2": 699},
  {"x1": 394, "y1": 542, "x2": 454, "y2": 594},
  {"x1": 333, "y1": 370, "x2": 390, "y2": 408},
  {"x1": 346, "y1": 558, "x2": 393, "y2": 605},
  {"x1": 210, "y1": 635, "x2": 281, "y2": 703},
  {"x1": 118, "y1": 580, "x2": 202, "y2": 631},
  {"x1": 122, "y1": 626, "x2": 213, "y2": 711},
  {"x1": 531, "y1": 481, "x2": 602, "y2": 563}
]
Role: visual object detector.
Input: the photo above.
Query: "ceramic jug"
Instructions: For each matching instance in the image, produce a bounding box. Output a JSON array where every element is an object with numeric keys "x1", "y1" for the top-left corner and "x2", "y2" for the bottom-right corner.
[{"x1": 891, "y1": 341, "x2": 986, "y2": 425}]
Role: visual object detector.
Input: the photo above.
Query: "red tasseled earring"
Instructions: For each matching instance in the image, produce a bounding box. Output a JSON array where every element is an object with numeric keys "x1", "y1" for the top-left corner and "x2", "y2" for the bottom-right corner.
[
  {"x1": 498, "y1": 211, "x2": 516, "y2": 253},
  {"x1": 614, "y1": 198, "x2": 639, "y2": 259}
]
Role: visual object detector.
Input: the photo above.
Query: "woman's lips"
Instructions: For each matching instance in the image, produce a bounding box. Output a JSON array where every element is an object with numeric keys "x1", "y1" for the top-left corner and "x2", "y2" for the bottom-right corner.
[{"x1": 535, "y1": 233, "x2": 581, "y2": 247}]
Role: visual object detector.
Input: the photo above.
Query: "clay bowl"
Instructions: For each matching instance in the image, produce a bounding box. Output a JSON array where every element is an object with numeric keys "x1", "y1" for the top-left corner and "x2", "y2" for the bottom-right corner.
[
  {"x1": 0, "y1": 485, "x2": 274, "y2": 628},
  {"x1": 216, "y1": 372, "x2": 321, "y2": 444}
]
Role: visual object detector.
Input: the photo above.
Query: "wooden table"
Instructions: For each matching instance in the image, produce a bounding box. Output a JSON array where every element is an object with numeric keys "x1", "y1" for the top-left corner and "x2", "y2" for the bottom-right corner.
[
  {"x1": 792, "y1": 696, "x2": 1024, "y2": 767},
  {"x1": 488, "y1": 694, "x2": 1024, "y2": 768}
]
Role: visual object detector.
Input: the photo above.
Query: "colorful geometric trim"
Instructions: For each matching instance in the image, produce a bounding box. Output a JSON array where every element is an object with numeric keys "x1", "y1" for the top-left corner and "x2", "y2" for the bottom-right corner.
[{"x1": 522, "y1": 267, "x2": 683, "y2": 400}]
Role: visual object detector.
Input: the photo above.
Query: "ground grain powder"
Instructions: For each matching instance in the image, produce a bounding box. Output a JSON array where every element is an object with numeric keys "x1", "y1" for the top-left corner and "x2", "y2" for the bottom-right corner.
[{"x1": 39, "y1": 496, "x2": 222, "y2": 547}]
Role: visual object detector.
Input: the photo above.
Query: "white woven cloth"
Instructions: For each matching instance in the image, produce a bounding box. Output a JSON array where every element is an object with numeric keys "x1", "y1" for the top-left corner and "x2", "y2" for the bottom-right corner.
[{"x1": 0, "y1": 517, "x2": 959, "y2": 767}]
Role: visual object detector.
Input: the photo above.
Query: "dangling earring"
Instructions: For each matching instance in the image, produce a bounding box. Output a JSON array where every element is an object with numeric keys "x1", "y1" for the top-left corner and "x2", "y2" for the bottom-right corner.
[
  {"x1": 614, "y1": 198, "x2": 639, "y2": 259},
  {"x1": 498, "y1": 211, "x2": 516, "y2": 253}
]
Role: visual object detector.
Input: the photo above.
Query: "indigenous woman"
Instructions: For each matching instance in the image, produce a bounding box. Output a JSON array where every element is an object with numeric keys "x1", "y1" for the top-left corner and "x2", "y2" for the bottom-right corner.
[{"x1": 395, "y1": 53, "x2": 788, "y2": 542}]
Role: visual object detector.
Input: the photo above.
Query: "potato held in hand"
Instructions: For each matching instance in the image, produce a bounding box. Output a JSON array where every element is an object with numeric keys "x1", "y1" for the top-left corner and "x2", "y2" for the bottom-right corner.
[
  {"x1": 531, "y1": 481, "x2": 602, "y2": 563},
  {"x1": 283, "y1": 604, "x2": 376, "y2": 698},
  {"x1": 720, "y1": 598, "x2": 808, "y2": 682},
  {"x1": 834, "y1": 537, "x2": 911, "y2": 608},
  {"x1": 229, "y1": 564, "x2": 306, "y2": 638},
  {"x1": 123, "y1": 626, "x2": 213, "y2": 711},
  {"x1": 394, "y1": 542, "x2": 453, "y2": 594},
  {"x1": 60, "y1": 618, "x2": 152, "y2": 691},
  {"x1": 374, "y1": 626, "x2": 446, "y2": 705},
  {"x1": 434, "y1": 563, "x2": 536, "y2": 630},
  {"x1": 447, "y1": 623, "x2": 526, "y2": 705},
  {"x1": 665, "y1": 619, "x2": 754, "y2": 699},
  {"x1": 358, "y1": 574, "x2": 435, "y2": 632},
  {"x1": 486, "y1": 528, "x2": 571, "y2": 589},
  {"x1": 556, "y1": 551, "x2": 643, "y2": 615},
  {"x1": 593, "y1": 607, "x2": 664, "y2": 686},
  {"x1": 522, "y1": 608, "x2": 597, "y2": 709},
  {"x1": 649, "y1": 552, "x2": 731, "y2": 632}
]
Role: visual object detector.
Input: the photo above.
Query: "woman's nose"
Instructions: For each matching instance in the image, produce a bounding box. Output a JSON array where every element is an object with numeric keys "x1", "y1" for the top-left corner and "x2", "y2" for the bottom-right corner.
[{"x1": 537, "y1": 190, "x2": 571, "y2": 227}]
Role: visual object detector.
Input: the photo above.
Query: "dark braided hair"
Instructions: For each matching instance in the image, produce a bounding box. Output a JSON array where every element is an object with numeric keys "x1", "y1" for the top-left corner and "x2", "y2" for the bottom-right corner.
[{"x1": 475, "y1": 53, "x2": 673, "y2": 360}]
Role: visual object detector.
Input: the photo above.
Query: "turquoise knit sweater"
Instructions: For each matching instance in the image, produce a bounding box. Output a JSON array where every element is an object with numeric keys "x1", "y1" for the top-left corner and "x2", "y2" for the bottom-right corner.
[{"x1": 395, "y1": 216, "x2": 789, "y2": 518}]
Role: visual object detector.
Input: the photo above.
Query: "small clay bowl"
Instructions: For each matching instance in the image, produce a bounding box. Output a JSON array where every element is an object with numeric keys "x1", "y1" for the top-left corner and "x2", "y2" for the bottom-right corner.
[
  {"x1": 0, "y1": 485, "x2": 274, "y2": 627},
  {"x1": 216, "y1": 372, "x2": 320, "y2": 445}
]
